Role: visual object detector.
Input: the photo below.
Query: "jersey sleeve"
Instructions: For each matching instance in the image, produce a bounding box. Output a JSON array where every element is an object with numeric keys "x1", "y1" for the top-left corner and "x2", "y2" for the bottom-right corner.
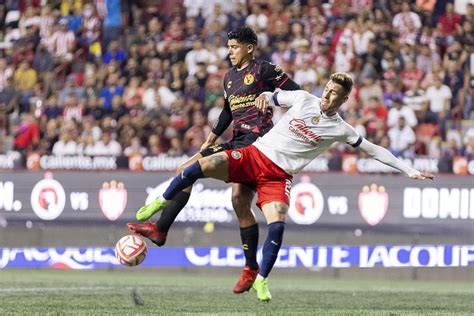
[
  {"x1": 211, "y1": 98, "x2": 232, "y2": 136},
  {"x1": 342, "y1": 121, "x2": 363, "y2": 147},
  {"x1": 264, "y1": 90, "x2": 308, "y2": 109},
  {"x1": 260, "y1": 62, "x2": 300, "y2": 90}
]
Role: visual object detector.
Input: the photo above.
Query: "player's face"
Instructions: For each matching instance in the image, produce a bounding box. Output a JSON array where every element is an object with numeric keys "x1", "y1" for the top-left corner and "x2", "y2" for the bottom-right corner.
[
  {"x1": 320, "y1": 80, "x2": 349, "y2": 115},
  {"x1": 227, "y1": 39, "x2": 253, "y2": 68}
]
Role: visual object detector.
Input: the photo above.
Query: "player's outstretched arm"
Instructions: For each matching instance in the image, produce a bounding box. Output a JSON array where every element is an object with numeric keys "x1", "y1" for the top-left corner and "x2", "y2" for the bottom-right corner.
[{"x1": 357, "y1": 138, "x2": 435, "y2": 180}]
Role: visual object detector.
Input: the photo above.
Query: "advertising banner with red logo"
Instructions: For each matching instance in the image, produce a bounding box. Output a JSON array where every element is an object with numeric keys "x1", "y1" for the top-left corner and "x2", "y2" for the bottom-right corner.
[{"x1": 0, "y1": 171, "x2": 472, "y2": 233}]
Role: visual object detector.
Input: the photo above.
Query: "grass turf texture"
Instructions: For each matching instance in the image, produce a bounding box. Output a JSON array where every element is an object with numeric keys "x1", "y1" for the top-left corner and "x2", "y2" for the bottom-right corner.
[{"x1": 0, "y1": 270, "x2": 472, "y2": 315}]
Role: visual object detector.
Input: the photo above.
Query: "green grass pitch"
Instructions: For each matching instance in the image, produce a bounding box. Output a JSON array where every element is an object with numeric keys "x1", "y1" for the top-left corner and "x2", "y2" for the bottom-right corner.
[{"x1": 0, "y1": 269, "x2": 472, "y2": 315}]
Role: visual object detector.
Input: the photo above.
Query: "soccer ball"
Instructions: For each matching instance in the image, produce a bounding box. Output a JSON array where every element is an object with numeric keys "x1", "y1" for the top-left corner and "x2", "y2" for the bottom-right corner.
[{"x1": 115, "y1": 235, "x2": 148, "y2": 266}]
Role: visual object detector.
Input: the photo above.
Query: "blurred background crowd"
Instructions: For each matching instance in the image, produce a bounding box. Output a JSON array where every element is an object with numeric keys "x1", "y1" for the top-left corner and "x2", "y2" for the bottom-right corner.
[{"x1": 0, "y1": 0, "x2": 473, "y2": 163}]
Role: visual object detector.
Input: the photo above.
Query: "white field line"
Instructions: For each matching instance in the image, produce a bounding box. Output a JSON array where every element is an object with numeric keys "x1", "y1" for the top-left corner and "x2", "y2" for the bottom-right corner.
[{"x1": 0, "y1": 286, "x2": 124, "y2": 293}]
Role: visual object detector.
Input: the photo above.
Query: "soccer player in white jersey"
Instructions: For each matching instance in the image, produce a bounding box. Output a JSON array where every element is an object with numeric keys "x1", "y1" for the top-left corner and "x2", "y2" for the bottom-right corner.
[{"x1": 138, "y1": 72, "x2": 434, "y2": 302}]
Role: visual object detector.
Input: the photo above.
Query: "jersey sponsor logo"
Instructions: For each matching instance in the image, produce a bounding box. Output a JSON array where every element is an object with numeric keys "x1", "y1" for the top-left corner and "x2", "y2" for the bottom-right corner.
[
  {"x1": 31, "y1": 173, "x2": 66, "y2": 220},
  {"x1": 288, "y1": 119, "x2": 322, "y2": 146},
  {"x1": 244, "y1": 73, "x2": 254, "y2": 85},
  {"x1": 231, "y1": 151, "x2": 242, "y2": 160},
  {"x1": 289, "y1": 181, "x2": 324, "y2": 225},
  {"x1": 99, "y1": 181, "x2": 128, "y2": 221},
  {"x1": 228, "y1": 94, "x2": 257, "y2": 111},
  {"x1": 358, "y1": 184, "x2": 389, "y2": 226},
  {"x1": 311, "y1": 115, "x2": 320, "y2": 125},
  {"x1": 227, "y1": 80, "x2": 232, "y2": 89}
]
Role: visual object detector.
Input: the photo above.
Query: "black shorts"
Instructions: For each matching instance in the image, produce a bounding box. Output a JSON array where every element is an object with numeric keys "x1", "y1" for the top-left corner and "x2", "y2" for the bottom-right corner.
[{"x1": 200, "y1": 133, "x2": 259, "y2": 157}]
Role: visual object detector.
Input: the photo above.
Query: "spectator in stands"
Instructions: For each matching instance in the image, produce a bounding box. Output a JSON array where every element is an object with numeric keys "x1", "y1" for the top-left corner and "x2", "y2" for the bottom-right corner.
[
  {"x1": 294, "y1": 59, "x2": 318, "y2": 87},
  {"x1": 425, "y1": 75, "x2": 452, "y2": 119},
  {"x1": 400, "y1": 59, "x2": 423, "y2": 91},
  {"x1": 392, "y1": 2, "x2": 422, "y2": 40},
  {"x1": 387, "y1": 97, "x2": 417, "y2": 128},
  {"x1": 14, "y1": 60, "x2": 37, "y2": 113},
  {"x1": 185, "y1": 40, "x2": 214, "y2": 76},
  {"x1": 0, "y1": 57, "x2": 13, "y2": 91},
  {"x1": 62, "y1": 93, "x2": 83, "y2": 123},
  {"x1": 13, "y1": 113, "x2": 40, "y2": 151},
  {"x1": 183, "y1": 111, "x2": 210, "y2": 156},
  {"x1": 52, "y1": 129, "x2": 79, "y2": 156},
  {"x1": 403, "y1": 80, "x2": 426, "y2": 114},
  {"x1": 103, "y1": 40, "x2": 126, "y2": 67},
  {"x1": 388, "y1": 117, "x2": 417, "y2": 157},
  {"x1": 49, "y1": 18, "x2": 76, "y2": 62},
  {"x1": 464, "y1": 128, "x2": 474, "y2": 158},
  {"x1": 438, "y1": 2, "x2": 462, "y2": 42},
  {"x1": 333, "y1": 41, "x2": 354, "y2": 74},
  {"x1": 100, "y1": 72, "x2": 124, "y2": 111},
  {"x1": 359, "y1": 77, "x2": 383, "y2": 108},
  {"x1": 362, "y1": 96, "x2": 388, "y2": 137},
  {"x1": 167, "y1": 136, "x2": 184, "y2": 157},
  {"x1": 148, "y1": 134, "x2": 166, "y2": 155},
  {"x1": 101, "y1": 0, "x2": 122, "y2": 49},
  {"x1": 94, "y1": 129, "x2": 122, "y2": 156},
  {"x1": 123, "y1": 136, "x2": 147, "y2": 157},
  {"x1": 0, "y1": 77, "x2": 18, "y2": 134},
  {"x1": 2, "y1": 0, "x2": 472, "y2": 166}
]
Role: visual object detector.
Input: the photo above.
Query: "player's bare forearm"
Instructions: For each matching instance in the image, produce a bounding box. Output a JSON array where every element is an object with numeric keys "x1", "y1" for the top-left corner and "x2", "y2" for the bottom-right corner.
[{"x1": 200, "y1": 132, "x2": 219, "y2": 150}]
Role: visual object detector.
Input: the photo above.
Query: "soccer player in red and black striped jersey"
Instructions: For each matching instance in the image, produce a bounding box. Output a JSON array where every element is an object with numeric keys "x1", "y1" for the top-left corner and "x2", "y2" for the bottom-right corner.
[{"x1": 128, "y1": 26, "x2": 300, "y2": 293}]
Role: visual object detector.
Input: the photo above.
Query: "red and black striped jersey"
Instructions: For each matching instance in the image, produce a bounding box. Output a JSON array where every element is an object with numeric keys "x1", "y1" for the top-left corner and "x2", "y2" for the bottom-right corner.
[{"x1": 222, "y1": 59, "x2": 299, "y2": 136}]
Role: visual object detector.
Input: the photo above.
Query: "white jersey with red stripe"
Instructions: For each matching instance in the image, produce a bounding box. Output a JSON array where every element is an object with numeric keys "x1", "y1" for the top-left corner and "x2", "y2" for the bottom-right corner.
[{"x1": 254, "y1": 90, "x2": 361, "y2": 174}]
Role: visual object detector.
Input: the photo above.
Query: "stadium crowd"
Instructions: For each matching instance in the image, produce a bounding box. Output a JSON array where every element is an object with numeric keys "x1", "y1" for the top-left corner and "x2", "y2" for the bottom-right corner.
[{"x1": 1, "y1": 0, "x2": 474, "y2": 162}]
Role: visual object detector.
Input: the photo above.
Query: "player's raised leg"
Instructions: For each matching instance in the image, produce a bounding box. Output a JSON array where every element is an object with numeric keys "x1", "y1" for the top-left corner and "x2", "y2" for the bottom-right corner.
[
  {"x1": 252, "y1": 201, "x2": 288, "y2": 302},
  {"x1": 128, "y1": 154, "x2": 202, "y2": 246},
  {"x1": 133, "y1": 153, "x2": 202, "y2": 222},
  {"x1": 135, "y1": 152, "x2": 229, "y2": 221},
  {"x1": 232, "y1": 183, "x2": 260, "y2": 294}
]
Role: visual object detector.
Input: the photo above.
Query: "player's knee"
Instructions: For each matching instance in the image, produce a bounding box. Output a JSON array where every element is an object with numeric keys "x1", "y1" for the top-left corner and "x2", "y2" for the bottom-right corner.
[{"x1": 175, "y1": 165, "x2": 186, "y2": 175}]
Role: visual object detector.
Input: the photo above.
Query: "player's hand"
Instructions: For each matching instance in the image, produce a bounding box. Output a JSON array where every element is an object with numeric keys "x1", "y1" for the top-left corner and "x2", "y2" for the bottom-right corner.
[
  {"x1": 255, "y1": 95, "x2": 269, "y2": 113},
  {"x1": 200, "y1": 140, "x2": 215, "y2": 151},
  {"x1": 410, "y1": 171, "x2": 435, "y2": 180}
]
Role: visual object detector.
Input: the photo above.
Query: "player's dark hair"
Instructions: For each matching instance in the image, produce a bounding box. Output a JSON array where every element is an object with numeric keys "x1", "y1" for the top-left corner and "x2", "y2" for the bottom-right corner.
[
  {"x1": 330, "y1": 72, "x2": 353, "y2": 95},
  {"x1": 227, "y1": 26, "x2": 258, "y2": 45}
]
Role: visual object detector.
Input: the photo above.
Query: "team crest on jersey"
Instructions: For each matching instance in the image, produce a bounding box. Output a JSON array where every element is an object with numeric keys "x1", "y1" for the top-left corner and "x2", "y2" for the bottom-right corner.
[
  {"x1": 227, "y1": 81, "x2": 232, "y2": 89},
  {"x1": 311, "y1": 115, "x2": 320, "y2": 125},
  {"x1": 244, "y1": 74, "x2": 254, "y2": 85},
  {"x1": 231, "y1": 151, "x2": 242, "y2": 160},
  {"x1": 358, "y1": 184, "x2": 389, "y2": 226}
]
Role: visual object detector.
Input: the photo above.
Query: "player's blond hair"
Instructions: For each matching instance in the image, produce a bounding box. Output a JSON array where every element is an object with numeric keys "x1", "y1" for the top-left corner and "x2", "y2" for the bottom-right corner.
[{"x1": 330, "y1": 72, "x2": 353, "y2": 95}]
